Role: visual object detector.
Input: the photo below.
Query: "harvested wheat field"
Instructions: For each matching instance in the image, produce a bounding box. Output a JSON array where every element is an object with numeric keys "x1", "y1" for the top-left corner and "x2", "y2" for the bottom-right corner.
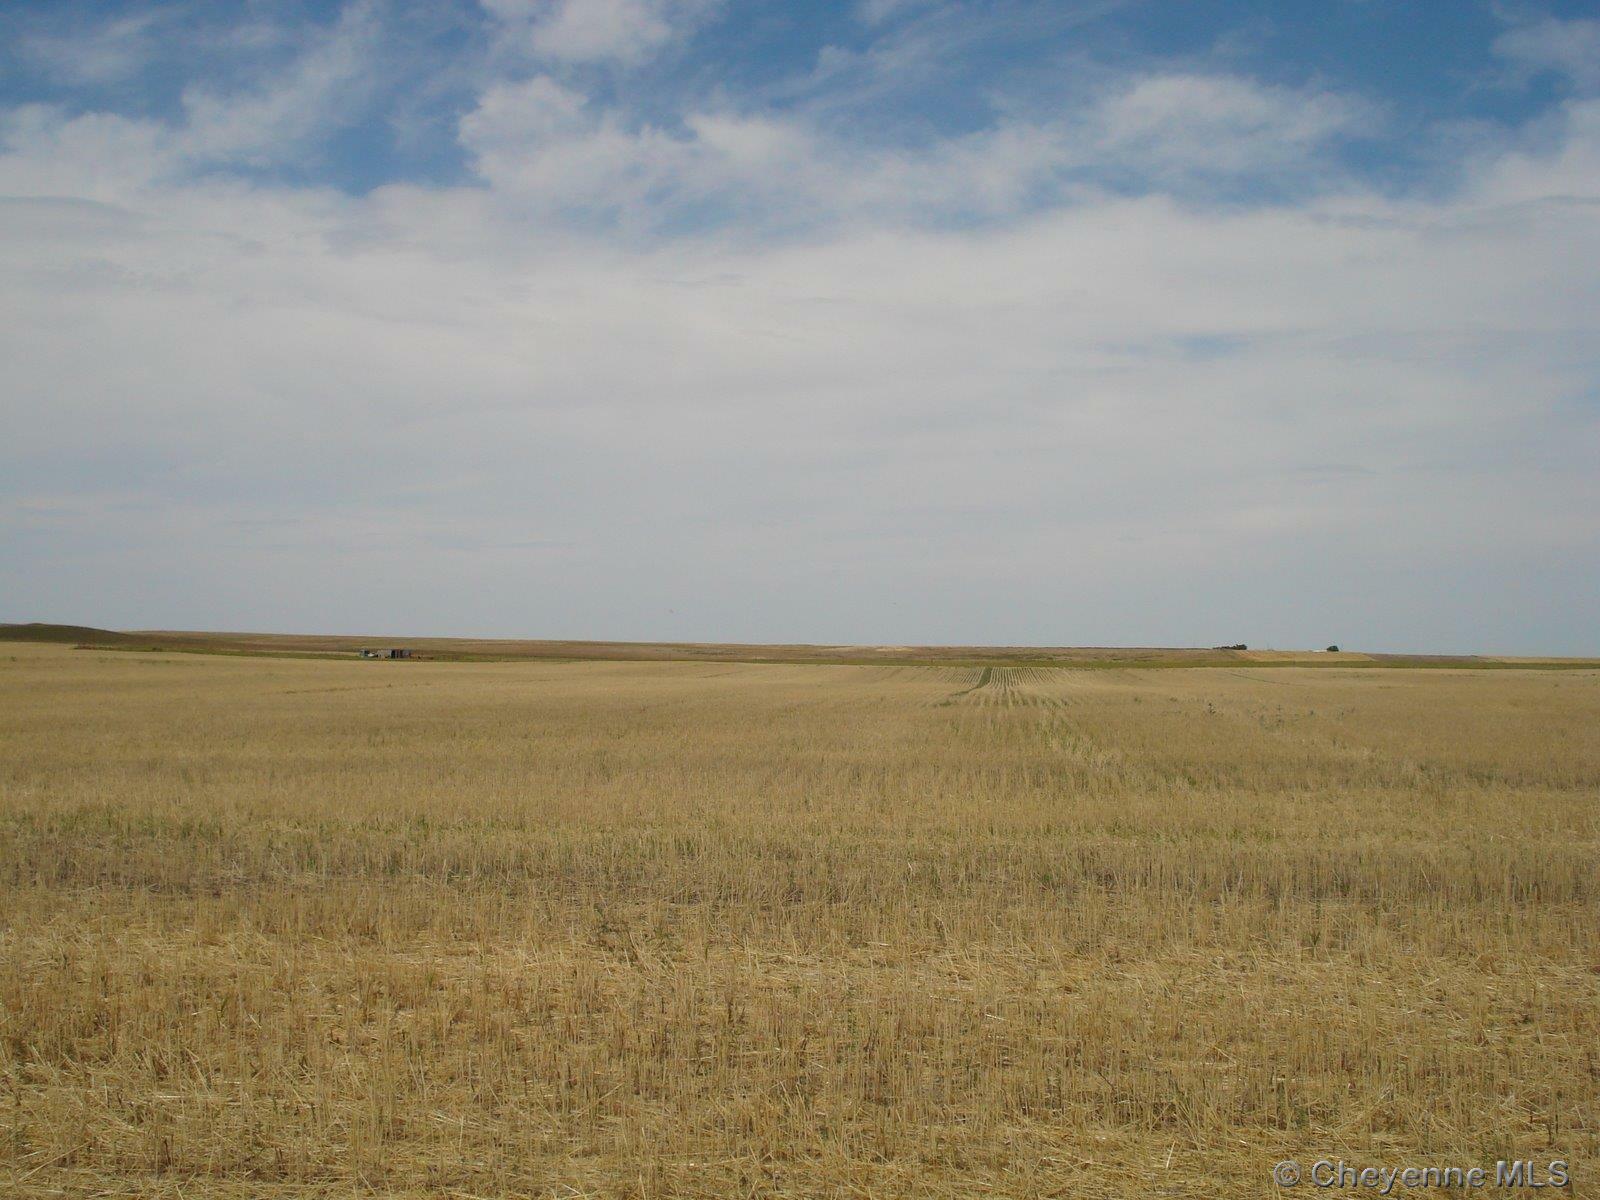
[{"x1": 1, "y1": 641, "x2": 1596, "y2": 1198}]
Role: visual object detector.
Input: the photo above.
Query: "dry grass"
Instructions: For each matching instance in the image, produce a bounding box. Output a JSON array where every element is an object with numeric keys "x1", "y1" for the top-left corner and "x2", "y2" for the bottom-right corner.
[{"x1": 1, "y1": 642, "x2": 1596, "y2": 1197}]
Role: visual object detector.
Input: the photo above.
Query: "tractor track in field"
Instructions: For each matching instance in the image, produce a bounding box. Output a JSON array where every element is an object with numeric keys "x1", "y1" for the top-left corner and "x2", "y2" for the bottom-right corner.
[{"x1": 935, "y1": 665, "x2": 1129, "y2": 774}]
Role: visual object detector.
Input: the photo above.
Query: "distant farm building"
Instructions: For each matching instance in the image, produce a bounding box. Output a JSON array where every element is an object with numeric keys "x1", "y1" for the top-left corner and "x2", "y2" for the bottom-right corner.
[{"x1": 359, "y1": 648, "x2": 412, "y2": 659}]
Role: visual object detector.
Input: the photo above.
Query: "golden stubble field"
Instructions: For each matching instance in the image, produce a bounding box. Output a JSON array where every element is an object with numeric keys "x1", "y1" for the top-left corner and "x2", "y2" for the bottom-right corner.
[{"x1": 1, "y1": 642, "x2": 1596, "y2": 1197}]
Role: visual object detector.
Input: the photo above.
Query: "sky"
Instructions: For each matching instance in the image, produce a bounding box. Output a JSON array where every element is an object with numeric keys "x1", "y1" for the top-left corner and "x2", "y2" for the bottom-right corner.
[{"x1": 1, "y1": 1, "x2": 1597, "y2": 653}]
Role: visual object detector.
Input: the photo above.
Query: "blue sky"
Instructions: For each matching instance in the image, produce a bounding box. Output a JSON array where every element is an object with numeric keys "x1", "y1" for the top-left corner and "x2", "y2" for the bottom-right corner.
[
  {"x1": 3, "y1": 1, "x2": 1593, "y2": 195},
  {"x1": 1, "y1": 0, "x2": 1597, "y2": 651}
]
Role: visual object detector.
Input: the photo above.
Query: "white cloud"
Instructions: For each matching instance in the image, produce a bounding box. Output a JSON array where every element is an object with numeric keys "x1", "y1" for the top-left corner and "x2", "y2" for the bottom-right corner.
[
  {"x1": 529, "y1": 0, "x2": 669, "y2": 62},
  {"x1": 1495, "y1": 17, "x2": 1600, "y2": 93},
  {"x1": 20, "y1": 11, "x2": 168, "y2": 86},
  {"x1": 1476, "y1": 98, "x2": 1600, "y2": 206},
  {"x1": 2, "y1": 2, "x2": 398, "y2": 186},
  {"x1": 178, "y1": 1, "x2": 387, "y2": 167},
  {"x1": 1089, "y1": 74, "x2": 1370, "y2": 182},
  {"x1": 483, "y1": 0, "x2": 715, "y2": 65},
  {"x1": 453, "y1": 70, "x2": 1368, "y2": 234},
  {"x1": 856, "y1": 0, "x2": 938, "y2": 27}
]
